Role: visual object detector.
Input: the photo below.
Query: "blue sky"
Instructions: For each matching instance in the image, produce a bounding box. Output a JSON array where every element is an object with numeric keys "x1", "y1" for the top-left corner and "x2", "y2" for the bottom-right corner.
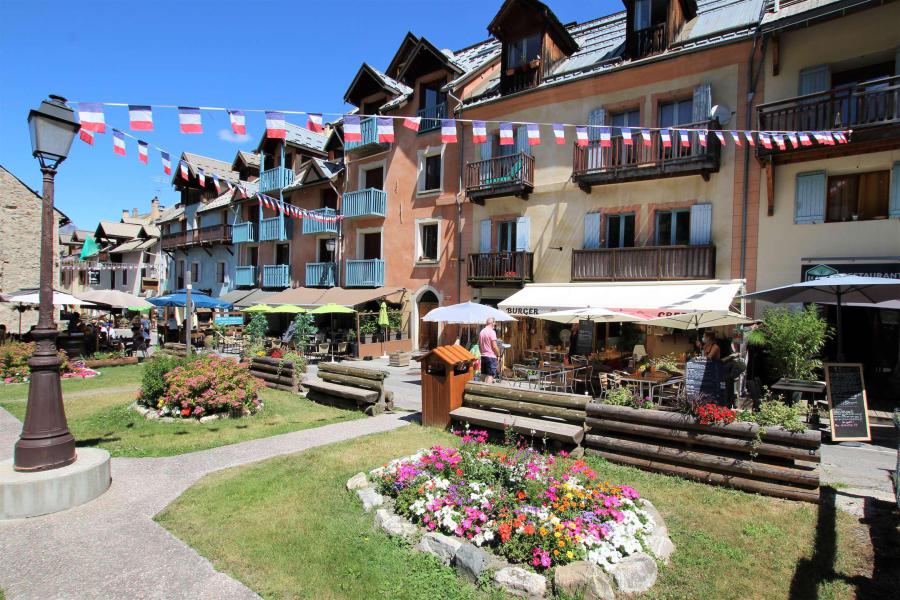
[{"x1": 0, "y1": 0, "x2": 620, "y2": 229}]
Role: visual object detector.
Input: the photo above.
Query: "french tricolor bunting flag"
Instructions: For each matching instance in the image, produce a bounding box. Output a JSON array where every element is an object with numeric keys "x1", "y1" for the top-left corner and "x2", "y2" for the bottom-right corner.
[
  {"x1": 197, "y1": 168, "x2": 206, "y2": 188},
  {"x1": 403, "y1": 116, "x2": 421, "y2": 131},
  {"x1": 180, "y1": 161, "x2": 189, "y2": 180},
  {"x1": 714, "y1": 131, "x2": 726, "y2": 145},
  {"x1": 798, "y1": 132, "x2": 812, "y2": 146},
  {"x1": 472, "y1": 120, "x2": 487, "y2": 144},
  {"x1": 441, "y1": 119, "x2": 457, "y2": 143},
  {"x1": 265, "y1": 111, "x2": 286, "y2": 139},
  {"x1": 344, "y1": 116, "x2": 361, "y2": 142},
  {"x1": 575, "y1": 127, "x2": 589, "y2": 147},
  {"x1": 376, "y1": 117, "x2": 394, "y2": 143},
  {"x1": 773, "y1": 134, "x2": 786, "y2": 150},
  {"x1": 660, "y1": 129, "x2": 672, "y2": 148},
  {"x1": 212, "y1": 174, "x2": 221, "y2": 194},
  {"x1": 759, "y1": 133, "x2": 772, "y2": 149},
  {"x1": 787, "y1": 133, "x2": 799, "y2": 149},
  {"x1": 137, "y1": 140, "x2": 149, "y2": 164},
  {"x1": 77, "y1": 102, "x2": 106, "y2": 133},
  {"x1": 307, "y1": 113, "x2": 324, "y2": 132},
  {"x1": 79, "y1": 127, "x2": 94, "y2": 145},
  {"x1": 552, "y1": 123, "x2": 565, "y2": 144},
  {"x1": 743, "y1": 131, "x2": 756, "y2": 146},
  {"x1": 112, "y1": 130, "x2": 126, "y2": 156},
  {"x1": 128, "y1": 105, "x2": 153, "y2": 131},
  {"x1": 621, "y1": 127, "x2": 633, "y2": 145},
  {"x1": 697, "y1": 130, "x2": 707, "y2": 147},
  {"x1": 499, "y1": 122, "x2": 514, "y2": 145},
  {"x1": 178, "y1": 107, "x2": 203, "y2": 134},
  {"x1": 834, "y1": 131, "x2": 848, "y2": 144},
  {"x1": 679, "y1": 130, "x2": 691, "y2": 147},
  {"x1": 641, "y1": 129, "x2": 652, "y2": 146},
  {"x1": 730, "y1": 131, "x2": 742, "y2": 146},
  {"x1": 526, "y1": 123, "x2": 540, "y2": 145},
  {"x1": 227, "y1": 110, "x2": 246, "y2": 135},
  {"x1": 161, "y1": 151, "x2": 172, "y2": 175},
  {"x1": 599, "y1": 127, "x2": 611, "y2": 148}
]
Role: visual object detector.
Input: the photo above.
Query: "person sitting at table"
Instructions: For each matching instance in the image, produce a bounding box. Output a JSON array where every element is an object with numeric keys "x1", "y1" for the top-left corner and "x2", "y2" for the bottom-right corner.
[
  {"x1": 567, "y1": 323, "x2": 580, "y2": 361},
  {"x1": 478, "y1": 317, "x2": 500, "y2": 384},
  {"x1": 67, "y1": 313, "x2": 82, "y2": 334},
  {"x1": 702, "y1": 331, "x2": 721, "y2": 361}
]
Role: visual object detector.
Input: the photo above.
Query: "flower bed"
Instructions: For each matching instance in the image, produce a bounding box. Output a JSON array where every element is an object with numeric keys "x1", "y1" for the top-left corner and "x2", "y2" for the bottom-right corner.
[
  {"x1": 1, "y1": 342, "x2": 79, "y2": 384},
  {"x1": 136, "y1": 355, "x2": 263, "y2": 419},
  {"x1": 370, "y1": 431, "x2": 654, "y2": 572}
]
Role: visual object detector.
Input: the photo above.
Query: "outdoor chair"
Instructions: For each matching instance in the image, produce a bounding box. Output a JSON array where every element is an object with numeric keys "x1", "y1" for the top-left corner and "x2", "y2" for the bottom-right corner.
[
  {"x1": 523, "y1": 350, "x2": 540, "y2": 367},
  {"x1": 573, "y1": 365, "x2": 595, "y2": 397},
  {"x1": 336, "y1": 342, "x2": 349, "y2": 357},
  {"x1": 542, "y1": 367, "x2": 575, "y2": 394},
  {"x1": 510, "y1": 364, "x2": 540, "y2": 389}
]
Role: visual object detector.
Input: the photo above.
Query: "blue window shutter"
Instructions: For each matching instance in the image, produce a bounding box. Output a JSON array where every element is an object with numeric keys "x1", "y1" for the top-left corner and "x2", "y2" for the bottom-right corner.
[
  {"x1": 795, "y1": 171, "x2": 826, "y2": 224},
  {"x1": 798, "y1": 65, "x2": 830, "y2": 96},
  {"x1": 479, "y1": 219, "x2": 492, "y2": 252},
  {"x1": 689, "y1": 203, "x2": 713, "y2": 245},
  {"x1": 514, "y1": 126, "x2": 530, "y2": 155},
  {"x1": 515, "y1": 216, "x2": 530, "y2": 251},
  {"x1": 692, "y1": 83, "x2": 712, "y2": 123},
  {"x1": 890, "y1": 162, "x2": 900, "y2": 218},
  {"x1": 583, "y1": 213, "x2": 601, "y2": 249},
  {"x1": 588, "y1": 108, "x2": 606, "y2": 140},
  {"x1": 480, "y1": 135, "x2": 493, "y2": 161}
]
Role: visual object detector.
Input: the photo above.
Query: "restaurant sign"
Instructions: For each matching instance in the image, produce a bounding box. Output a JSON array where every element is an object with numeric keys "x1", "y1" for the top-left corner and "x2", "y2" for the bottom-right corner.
[{"x1": 802, "y1": 261, "x2": 900, "y2": 281}]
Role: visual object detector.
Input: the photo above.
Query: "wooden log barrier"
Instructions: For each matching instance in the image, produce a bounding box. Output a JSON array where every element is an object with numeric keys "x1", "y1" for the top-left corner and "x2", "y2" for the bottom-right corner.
[
  {"x1": 318, "y1": 362, "x2": 388, "y2": 381},
  {"x1": 463, "y1": 393, "x2": 586, "y2": 423},
  {"x1": 465, "y1": 382, "x2": 588, "y2": 410},
  {"x1": 250, "y1": 357, "x2": 299, "y2": 393}
]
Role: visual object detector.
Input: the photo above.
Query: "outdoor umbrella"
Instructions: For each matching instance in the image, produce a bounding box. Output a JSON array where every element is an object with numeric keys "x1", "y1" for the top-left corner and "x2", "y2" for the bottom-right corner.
[
  {"x1": 644, "y1": 311, "x2": 754, "y2": 330},
  {"x1": 146, "y1": 290, "x2": 233, "y2": 310},
  {"x1": 4, "y1": 289, "x2": 96, "y2": 306},
  {"x1": 242, "y1": 304, "x2": 273, "y2": 313},
  {"x1": 309, "y1": 303, "x2": 356, "y2": 362},
  {"x1": 127, "y1": 305, "x2": 153, "y2": 312},
  {"x1": 378, "y1": 301, "x2": 390, "y2": 358},
  {"x1": 744, "y1": 274, "x2": 900, "y2": 360},
  {"x1": 536, "y1": 307, "x2": 646, "y2": 324},
  {"x1": 269, "y1": 304, "x2": 306, "y2": 314},
  {"x1": 422, "y1": 301, "x2": 516, "y2": 324},
  {"x1": 77, "y1": 289, "x2": 153, "y2": 310}
]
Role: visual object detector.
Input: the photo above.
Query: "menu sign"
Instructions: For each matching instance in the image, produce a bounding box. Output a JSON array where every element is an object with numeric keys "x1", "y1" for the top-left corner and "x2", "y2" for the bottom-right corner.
[
  {"x1": 685, "y1": 358, "x2": 721, "y2": 401},
  {"x1": 824, "y1": 363, "x2": 871, "y2": 442},
  {"x1": 575, "y1": 320, "x2": 594, "y2": 356}
]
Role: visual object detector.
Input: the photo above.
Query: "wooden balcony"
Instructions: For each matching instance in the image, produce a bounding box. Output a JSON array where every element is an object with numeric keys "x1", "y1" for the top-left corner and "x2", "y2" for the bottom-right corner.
[
  {"x1": 234, "y1": 265, "x2": 257, "y2": 288},
  {"x1": 305, "y1": 262, "x2": 336, "y2": 288},
  {"x1": 465, "y1": 152, "x2": 535, "y2": 203},
  {"x1": 259, "y1": 166, "x2": 294, "y2": 193},
  {"x1": 467, "y1": 251, "x2": 534, "y2": 287},
  {"x1": 571, "y1": 120, "x2": 721, "y2": 191},
  {"x1": 302, "y1": 208, "x2": 339, "y2": 235},
  {"x1": 342, "y1": 188, "x2": 386, "y2": 219},
  {"x1": 345, "y1": 259, "x2": 385, "y2": 288},
  {"x1": 345, "y1": 116, "x2": 389, "y2": 157},
  {"x1": 417, "y1": 101, "x2": 447, "y2": 133},
  {"x1": 232, "y1": 222, "x2": 257, "y2": 244},
  {"x1": 262, "y1": 264, "x2": 290, "y2": 289},
  {"x1": 500, "y1": 65, "x2": 540, "y2": 96},
  {"x1": 259, "y1": 216, "x2": 288, "y2": 241},
  {"x1": 161, "y1": 231, "x2": 186, "y2": 251},
  {"x1": 756, "y1": 75, "x2": 900, "y2": 162},
  {"x1": 628, "y1": 23, "x2": 667, "y2": 59},
  {"x1": 571, "y1": 245, "x2": 716, "y2": 282},
  {"x1": 196, "y1": 224, "x2": 232, "y2": 245}
]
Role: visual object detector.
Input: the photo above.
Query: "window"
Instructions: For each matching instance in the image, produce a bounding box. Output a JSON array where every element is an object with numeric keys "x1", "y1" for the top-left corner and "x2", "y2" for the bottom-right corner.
[
  {"x1": 656, "y1": 210, "x2": 691, "y2": 245},
  {"x1": 658, "y1": 99, "x2": 694, "y2": 128},
  {"x1": 364, "y1": 166, "x2": 384, "y2": 190},
  {"x1": 78, "y1": 271, "x2": 86, "y2": 286},
  {"x1": 419, "y1": 81, "x2": 447, "y2": 110},
  {"x1": 826, "y1": 171, "x2": 890, "y2": 222},
  {"x1": 191, "y1": 262, "x2": 200, "y2": 283},
  {"x1": 417, "y1": 220, "x2": 439, "y2": 262},
  {"x1": 605, "y1": 213, "x2": 635, "y2": 248},
  {"x1": 276, "y1": 243, "x2": 290, "y2": 265},
  {"x1": 283, "y1": 152, "x2": 293, "y2": 171},
  {"x1": 611, "y1": 109, "x2": 641, "y2": 128},
  {"x1": 360, "y1": 230, "x2": 382, "y2": 260},
  {"x1": 318, "y1": 238, "x2": 335, "y2": 263},
  {"x1": 418, "y1": 147, "x2": 443, "y2": 194},
  {"x1": 507, "y1": 34, "x2": 541, "y2": 69},
  {"x1": 216, "y1": 262, "x2": 225, "y2": 284},
  {"x1": 498, "y1": 220, "x2": 518, "y2": 252},
  {"x1": 121, "y1": 269, "x2": 128, "y2": 286},
  {"x1": 321, "y1": 188, "x2": 338, "y2": 210},
  {"x1": 634, "y1": 0, "x2": 651, "y2": 30}
]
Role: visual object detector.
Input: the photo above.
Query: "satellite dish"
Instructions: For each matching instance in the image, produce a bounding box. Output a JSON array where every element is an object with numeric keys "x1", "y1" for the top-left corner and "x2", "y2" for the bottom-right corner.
[{"x1": 710, "y1": 104, "x2": 732, "y2": 126}]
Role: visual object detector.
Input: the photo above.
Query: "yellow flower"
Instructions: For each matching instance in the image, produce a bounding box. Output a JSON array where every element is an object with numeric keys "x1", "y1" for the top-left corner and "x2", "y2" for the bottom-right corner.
[
  {"x1": 554, "y1": 532, "x2": 561, "y2": 538},
  {"x1": 539, "y1": 527, "x2": 548, "y2": 536},
  {"x1": 557, "y1": 540, "x2": 565, "y2": 548},
  {"x1": 566, "y1": 551, "x2": 574, "y2": 559}
]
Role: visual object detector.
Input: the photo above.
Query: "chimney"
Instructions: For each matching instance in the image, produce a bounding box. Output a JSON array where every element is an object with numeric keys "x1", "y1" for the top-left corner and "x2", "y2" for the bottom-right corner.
[
  {"x1": 121, "y1": 209, "x2": 129, "y2": 221},
  {"x1": 150, "y1": 196, "x2": 160, "y2": 219},
  {"x1": 132, "y1": 208, "x2": 139, "y2": 218}
]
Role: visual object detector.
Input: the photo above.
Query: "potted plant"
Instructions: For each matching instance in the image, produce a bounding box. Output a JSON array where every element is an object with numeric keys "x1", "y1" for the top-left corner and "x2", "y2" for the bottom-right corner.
[
  {"x1": 359, "y1": 318, "x2": 377, "y2": 344},
  {"x1": 388, "y1": 309, "x2": 403, "y2": 340},
  {"x1": 747, "y1": 305, "x2": 830, "y2": 381}
]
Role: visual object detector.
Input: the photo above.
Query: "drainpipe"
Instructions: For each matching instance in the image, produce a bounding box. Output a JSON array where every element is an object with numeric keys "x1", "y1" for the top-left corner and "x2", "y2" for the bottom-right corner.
[{"x1": 449, "y1": 90, "x2": 464, "y2": 304}]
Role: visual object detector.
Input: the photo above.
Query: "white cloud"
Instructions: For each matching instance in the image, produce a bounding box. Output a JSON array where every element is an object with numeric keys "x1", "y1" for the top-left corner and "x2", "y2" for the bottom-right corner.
[{"x1": 218, "y1": 129, "x2": 251, "y2": 143}]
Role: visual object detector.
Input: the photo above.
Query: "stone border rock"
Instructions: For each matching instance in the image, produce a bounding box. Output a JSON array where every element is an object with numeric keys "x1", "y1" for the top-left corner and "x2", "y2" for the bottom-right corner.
[
  {"x1": 347, "y1": 472, "x2": 675, "y2": 599},
  {"x1": 130, "y1": 401, "x2": 236, "y2": 424}
]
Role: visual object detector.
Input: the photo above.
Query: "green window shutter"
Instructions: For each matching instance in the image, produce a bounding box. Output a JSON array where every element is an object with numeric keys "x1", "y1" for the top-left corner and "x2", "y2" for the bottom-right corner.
[
  {"x1": 889, "y1": 162, "x2": 900, "y2": 218},
  {"x1": 689, "y1": 203, "x2": 712, "y2": 245},
  {"x1": 583, "y1": 213, "x2": 601, "y2": 249},
  {"x1": 795, "y1": 171, "x2": 827, "y2": 224}
]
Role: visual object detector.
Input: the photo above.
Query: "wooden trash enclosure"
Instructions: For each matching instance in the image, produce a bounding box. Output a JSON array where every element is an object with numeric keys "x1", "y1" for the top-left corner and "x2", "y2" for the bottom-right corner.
[
  {"x1": 249, "y1": 356, "x2": 303, "y2": 393},
  {"x1": 307, "y1": 362, "x2": 394, "y2": 416},
  {"x1": 584, "y1": 403, "x2": 822, "y2": 503},
  {"x1": 419, "y1": 345, "x2": 477, "y2": 428}
]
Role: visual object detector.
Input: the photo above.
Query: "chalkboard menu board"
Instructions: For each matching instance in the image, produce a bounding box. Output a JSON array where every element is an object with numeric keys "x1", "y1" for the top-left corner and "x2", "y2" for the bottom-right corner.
[
  {"x1": 825, "y1": 363, "x2": 871, "y2": 442},
  {"x1": 685, "y1": 358, "x2": 721, "y2": 402},
  {"x1": 575, "y1": 320, "x2": 594, "y2": 356}
]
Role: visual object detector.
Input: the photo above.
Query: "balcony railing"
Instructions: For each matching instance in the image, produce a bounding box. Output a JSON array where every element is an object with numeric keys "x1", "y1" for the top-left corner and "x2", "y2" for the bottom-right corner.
[
  {"x1": 196, "y1": 224, "x2": 232, "y2": 245},
  {"x1": 302, "y1": 208, "x2": 339, "y2": 235},
  {"x1": 259, "y1": 216, "x2": 287, "y2": 241},
  {"x1": 232, "y1": 222, "x2": 257, "y2": 244},
  {"x1": 629, "y1": 23, "x2": 667, "y2": 59},
  {"x1": 756, "y1": 75, "x2": 900, "y2": 158},
  {"x1": 345, "y1": 116, "x2": 389, "y2": 155},
  {"x1": 571, "y1": 245, "x2": 716, "y2": 282},
  {"x1": 572, "y1": 120, "x2": 721, "y2": 190},
  {"x1": 345, "y1": 259, "x2": 385, "y2": 287},
  {"x1": 259, "y1": 166, "x2": 294, "y2": 193},
  {"x1": 342, "y1": 188, "x2": 387, "y2": 219},
  {"x1": 305, "y1": 262, "x2": 336, "y2": 288},
  {"x1": 501, "y1": 66, "x2": 540, "y2": 96},
  {"x1": 234, "y1": 265, "x2": 257, "y2": 287},
  {"x1": 467, "y1": 251, "x2": 534, "y2": 287},
  {"x1": 262, "y1": 264, "x2": 290, "y2": 288},
  {"x1": 161, "y1": 231, "x2": 186, "y2": 251},
  {"x1": 417, "y1": 101, "x2": 447, "y2": 133},
  {"x1": 465, "y1": 152, "x2": 535, "y2": 203}
]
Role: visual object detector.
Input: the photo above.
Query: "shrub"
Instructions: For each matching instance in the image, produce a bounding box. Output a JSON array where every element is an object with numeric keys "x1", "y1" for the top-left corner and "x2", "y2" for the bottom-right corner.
[
  {"x1": 244, "y1": 313, "x2": 268, "y2": 347},
  {"x1": 603, "y1": 385, "x2": 653, "y2": 409},
  {"x1": 138, "y1": 352, "x2": 193, "y2": 407},
  {"x1": 747, "y1": 305, "x2": 830, "y2": 380},
  {"x1": 157, "y1": 356, "x2": 263, "y2": 418},
  {"x1": 291, "y1": 313, "x2": 317, "y2": 353},
  {"x1": 1, "y1": 342, "x2": 70, "y2": 383},
  {"x1": 737, "y1": 390, "x2": 806, "y2": 433}
]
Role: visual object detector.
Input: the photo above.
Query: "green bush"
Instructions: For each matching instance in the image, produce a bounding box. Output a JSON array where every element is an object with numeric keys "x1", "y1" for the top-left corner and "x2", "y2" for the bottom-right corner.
[
  {"x1": 603, "y1": 385, "x2": 653, "y2": 409},
  {"x1": 245, "y1": 313, "x2": 268, "y2": 347},
  {"x1": 747, "y1": 305, "x2": 831, "y2": 380},
  {"x1": 291, "y1": 313, "x2": 317, "y2": 353},
  {"x1": 737, "y1": 390, "x2": 806, "y2": 433},
  {"x1": 139, "y1": 352, "x2": 192, "y2": 407}
]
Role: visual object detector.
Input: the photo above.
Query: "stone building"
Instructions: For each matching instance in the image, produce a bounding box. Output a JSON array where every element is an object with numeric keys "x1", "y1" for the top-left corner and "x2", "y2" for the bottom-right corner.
[{"x1": 0, "y1": 164, "x2": 67, "y2": 333}]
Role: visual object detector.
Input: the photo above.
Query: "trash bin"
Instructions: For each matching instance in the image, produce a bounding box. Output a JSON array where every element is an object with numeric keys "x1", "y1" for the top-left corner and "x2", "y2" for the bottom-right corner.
[{"x1": 419, "y1": 345, "x2": 477, "y2": 428}]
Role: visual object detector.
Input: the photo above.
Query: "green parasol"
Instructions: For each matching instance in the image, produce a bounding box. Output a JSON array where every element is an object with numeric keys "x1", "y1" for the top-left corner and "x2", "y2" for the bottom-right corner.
[
  {"x1": 242, "y1": 304, "x2": 273, "y2": 313},
  {"x1": 79, "y1": 236, "x2": 100, "y2": 260},
  {"x1": 378, "y1": 301, "x2": 389, "y2": 358},
  {"x1": 270, "y1": 304, "x2": 307, "y2": 314},
  {"x1": 127, "y1": 306, "x2": 152, "y2": 312},
  {"x1": 309, "y1": 303, "x2": 356, "y2": 362}
]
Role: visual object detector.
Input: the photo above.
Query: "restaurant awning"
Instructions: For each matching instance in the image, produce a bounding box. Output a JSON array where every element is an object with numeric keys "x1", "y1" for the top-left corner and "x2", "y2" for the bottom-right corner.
[
  {"x1": 218, "y1": 288, "x2": 278, "y2": 309},
  {"x1": 497, "y1": 280, "x2": 744, "y2": 318},
  {"x1": 265, "y1": 286, "x2": 405, "y2": 308}
]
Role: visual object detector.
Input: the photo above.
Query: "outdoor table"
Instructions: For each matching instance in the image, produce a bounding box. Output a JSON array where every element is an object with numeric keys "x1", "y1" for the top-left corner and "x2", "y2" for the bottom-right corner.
[
  {"x1": 618, "y1": 372, "x2": 672, "y2": 401},
  {"x1": 771, "y1": 378, "x2": 826, "y2": 405},
  {"x1": 649, "y1": 376, "x2": 684, "y2": 405}
]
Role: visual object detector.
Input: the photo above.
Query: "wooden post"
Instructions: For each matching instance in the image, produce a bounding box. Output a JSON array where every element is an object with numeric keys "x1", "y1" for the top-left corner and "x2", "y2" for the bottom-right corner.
[{"x1": 766, "y1": 160, "x2": 775, "y2": 216}]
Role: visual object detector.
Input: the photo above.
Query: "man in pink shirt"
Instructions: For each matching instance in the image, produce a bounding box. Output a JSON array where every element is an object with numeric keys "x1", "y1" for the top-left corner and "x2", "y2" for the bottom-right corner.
[{"x1": 478, "y1": 317, "x2": 500, "y2": 383}]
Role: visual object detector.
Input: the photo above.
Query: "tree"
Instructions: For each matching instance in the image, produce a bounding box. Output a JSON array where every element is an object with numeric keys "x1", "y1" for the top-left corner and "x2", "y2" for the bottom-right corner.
[
  {"x1": 245, "y1": 313, "x2": 268, "y2": 348},
  {"x1": 292, "y1": 313, "x2": 318, "y2": 353},
  {"x1": 748, "y1": 305, "x2": 831, "y2": 380}
]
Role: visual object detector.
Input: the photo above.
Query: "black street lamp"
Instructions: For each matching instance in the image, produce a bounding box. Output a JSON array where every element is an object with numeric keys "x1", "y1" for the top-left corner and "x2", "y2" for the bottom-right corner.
[{"x1": 15, "y1": 95, "x2": 80, "y2": 471}]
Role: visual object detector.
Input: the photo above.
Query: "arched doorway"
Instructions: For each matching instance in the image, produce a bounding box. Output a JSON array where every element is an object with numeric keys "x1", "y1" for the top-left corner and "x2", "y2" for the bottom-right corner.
[{"x1": 416, "y1": 290, "x2": 440, "y2": 350}]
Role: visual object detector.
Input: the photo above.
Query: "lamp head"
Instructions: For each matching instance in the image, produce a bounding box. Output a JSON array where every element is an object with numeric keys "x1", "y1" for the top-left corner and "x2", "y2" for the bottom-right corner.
[{"x1": 28, "y1": 95, "x2": 79, "y2": 169}]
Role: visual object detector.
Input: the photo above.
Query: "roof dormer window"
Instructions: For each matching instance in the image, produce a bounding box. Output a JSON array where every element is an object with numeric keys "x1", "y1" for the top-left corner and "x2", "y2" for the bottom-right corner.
[
  {"x1": 626, "y1": 0, "x2": 697, "y2": 60},
  {"x1": 506, "y1": 34, "x2": 541, "y2": 70}
]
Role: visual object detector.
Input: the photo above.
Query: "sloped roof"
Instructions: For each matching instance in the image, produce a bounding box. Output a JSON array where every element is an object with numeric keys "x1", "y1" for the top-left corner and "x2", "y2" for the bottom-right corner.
[
  {"x1": 71, "y1": 230, "x2": 93, "y2": 242},
  {"x1": 180, "y1": 152, "x2": 239, "y2": 181},
  {"x1": 760, "y1": 0, "x2": 877, "y2": 29},
  {"x1": 108, "y1": 238, "x2": 156, "y2": 254},
  {"x1": 197, "y1": 190, "x2": 234, "y2": 213},
  {"x1": 96, "y1": 221, "x2": 143, "y2": 240},
  {"x1": 141, "y1": 224, "x2": 160, "y2": 238},
  {"x1": 282, "y1": 159, "x2": 344, "y2": 192},
  {"x1": 285, "y1": 122, "x2": 327, "y2": 153},
  {"x1": 156, "y1": 204, "x2": 185, "y2": 224},
  {"x1": 235, "y1": 150, "x2": 260, "y2": 169},
  {"x1": 344, "y1": 63, "x2": 414, "y2": 108}
]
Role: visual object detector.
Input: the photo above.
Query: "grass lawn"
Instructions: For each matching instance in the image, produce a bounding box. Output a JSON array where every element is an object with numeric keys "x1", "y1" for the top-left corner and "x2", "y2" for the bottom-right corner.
[
  {"x1": 0, "y1": 364, "x2": 364, "y2": 457},
  {"x1": 157, "y1": 425, "x2": 878, "y2": 600}
]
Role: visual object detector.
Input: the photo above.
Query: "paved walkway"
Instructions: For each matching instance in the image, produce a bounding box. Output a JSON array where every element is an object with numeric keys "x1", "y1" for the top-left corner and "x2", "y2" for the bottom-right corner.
[{"x1": 0, "y1": 407, "x2": 410, "y2": 600}]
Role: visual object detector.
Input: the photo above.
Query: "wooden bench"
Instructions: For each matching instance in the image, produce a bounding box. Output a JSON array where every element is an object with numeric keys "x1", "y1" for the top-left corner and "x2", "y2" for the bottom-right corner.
[
  {"x1": 451, "y1": 382, "x2": 587, "y2": 456},
  {"x1": 306, "y1": 362, "x2": 395, "y2": 416},
  {"x1": 162, "y1": 342, "x2": 189, "y2": 358},
  {"x1": 249, "y1": 356, "x2": 302, "y2": 393}
]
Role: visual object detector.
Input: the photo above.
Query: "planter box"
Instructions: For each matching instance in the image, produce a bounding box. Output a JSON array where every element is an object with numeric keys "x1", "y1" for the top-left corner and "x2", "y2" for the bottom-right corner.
[
  {"x1": 584, "y1": 403, "x2": 822, "y2": 503},
  {"x1": 248, "y1": 356, "x2": 304, "y2": 394},
  {"x1": 82, "y1": 357, "x2": 139, "y2": 368}
]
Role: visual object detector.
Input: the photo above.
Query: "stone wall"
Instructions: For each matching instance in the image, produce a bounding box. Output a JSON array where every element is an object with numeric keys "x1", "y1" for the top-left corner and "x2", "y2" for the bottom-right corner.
[{"x1": 0, "y1": 166, "x2": 60, "y2": 334}]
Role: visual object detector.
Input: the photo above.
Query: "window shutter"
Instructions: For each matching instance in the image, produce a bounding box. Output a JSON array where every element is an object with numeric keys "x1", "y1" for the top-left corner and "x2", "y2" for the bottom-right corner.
[
  {"x1": 798, "y1": 65, "x2": 831, "y2": 96},
  {"x1": 583, "y1": 213, "x2": 601, "y2": 249},
  {"x1": 515, "y1": 216, "x2": 530, "y2": 251},
  {"x1": 479, "y1": 219, "x2": 492, "y2": 252},
  {"x1": 794, "y1": 171, "x2": 826, "y2": 224},
  {"x1": 479, "y1": 135, "x2": 493, "y2": 161},
  {"x1": 692, "y1": 83, "x2": 712, "y2": 123},
  {"x1": 889, "y1": 162, "x2": 900, "y2": 218},
  {"x1": 689, "y1": 203, "x2": 713, "y2": 245},
  {"x1": 515, "y1": 126, "x2": 530, "y2": 155},
  {"x1": 588, "y1": 108, "x2": 606, "y2": 140}
]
